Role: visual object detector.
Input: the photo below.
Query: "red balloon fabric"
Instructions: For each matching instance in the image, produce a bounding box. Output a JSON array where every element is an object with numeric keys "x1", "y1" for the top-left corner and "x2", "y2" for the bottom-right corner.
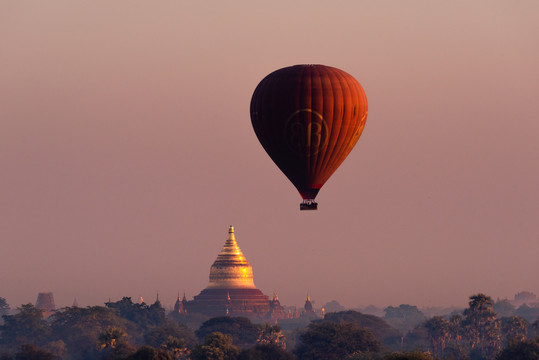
[{"x1": 250, "y1": 64, "x2": 368, "y2": 202}]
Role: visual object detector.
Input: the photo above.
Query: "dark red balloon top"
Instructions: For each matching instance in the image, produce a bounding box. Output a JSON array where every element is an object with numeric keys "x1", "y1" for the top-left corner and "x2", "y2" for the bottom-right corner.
[{"x1": 250, "y1": 64, "x2": 368, "y2": 200}]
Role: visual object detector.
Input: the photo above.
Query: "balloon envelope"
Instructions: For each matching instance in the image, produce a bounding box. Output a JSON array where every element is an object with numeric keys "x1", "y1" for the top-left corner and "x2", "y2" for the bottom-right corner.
[{"x1": 250, "y1": 64, "x2": 368, "y2": 205}]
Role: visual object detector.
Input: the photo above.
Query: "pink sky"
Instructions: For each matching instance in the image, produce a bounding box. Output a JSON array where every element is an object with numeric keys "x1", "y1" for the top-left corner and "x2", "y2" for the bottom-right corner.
[{"x1": 1, "y1": 1, "x2": 538, "y2": 310}]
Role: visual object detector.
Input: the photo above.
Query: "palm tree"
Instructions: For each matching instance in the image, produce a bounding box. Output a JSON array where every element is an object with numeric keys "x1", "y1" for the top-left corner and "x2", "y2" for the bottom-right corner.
[
  {"x1": 97, "y1": 327, "x2": 127, "y2": 349},
  {"x1": 462, "y1": 294, "x2": 501, "y2": 360},
  {"x1": 424, "y1": 316, "x2": 450, "y2": 359},
  {"x1": 257, "y1": 323, "x2": 286, "y2": 349}
]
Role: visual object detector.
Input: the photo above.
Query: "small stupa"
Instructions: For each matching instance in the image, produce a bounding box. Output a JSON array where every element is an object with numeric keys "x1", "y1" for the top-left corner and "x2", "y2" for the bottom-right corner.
[{"x1": 186, "y1": 226, "x2": 285, "y2": 319}]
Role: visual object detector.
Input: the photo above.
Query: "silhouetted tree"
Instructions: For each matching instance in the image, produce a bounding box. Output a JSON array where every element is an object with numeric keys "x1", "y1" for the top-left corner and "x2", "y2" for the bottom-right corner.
[
  {"x1": 323, "y1": 310, "x2": 402, "y2": 347},
  {"x1": 190, "y1": 332, "x2": 241, "y2": 360},
  {"x1": 98, "y1": 327, "x2": 135, "y2": 359},
  {"x1": 530, "y1": 318, "x2": 539, "y2": 338},
  {"x1": 43, "y1": 340, "x2": 67, "y2": 359},
  {"x1": 493, "y1": 300, "x2": 515, "y2": 318},
  {"x1": 13, "y1": 344, "x2": 55, "y2": 360},
  {"x1": 462, "y1": 294, "x2": 501, "y2": 360},
  {"x1": 402, "y1": 325, "x2": 430, "y2": 352},
  {"x1": 501, "y1": 315, "x2": 528, "y2": 345},
  {"x1": 238, "y1": 343, "x2": 294, "y2": 360},
  {"x1": 0, "y1": 304, "x2": 50, "y2": 349},
  {"x1": 384, "y1": 305, "x2": 426, "y2": 334},
  {"x1": 98, "y1": 327, "x2": 129, "y2": 349},
  {"x1": 143, "y1": 323, "x2": 197, "y2": 349},
  {"x1": 294, "y1": 321, "x2": 380, "y2": 360},
  {"x1": 160, "y1": 336, "x2": 191, "y2": 360},
  {"x1": 448, "y1": 314, "x2": 463, "y2": 345},
  {"x1": 424, "y1": 316, "x2": 450, "y2": 359},
  {"x1": 50, "y1": 306, "x2": 135, "y2": 360},
  {"x1": 196, "y1": 317, "x2": 261, "y2": 348},
  {"x1": 125, "y1": 345, "x2": 172, "y2": 360},
  {"x1": 515, "y1": 304, "x2": 539, "y2": 323},
  {"x1": 323, "y1": 300, "x2": 345, "y2": 313},
  {"x1": 106, "y1": 297, "x2": 165, "y2": 330},
  {"x1": 257, "y1": 323, "x2": 286, "y2": 349},
  {"x1": 497, "y1": 336, "x2": 539, "y2": 360}
]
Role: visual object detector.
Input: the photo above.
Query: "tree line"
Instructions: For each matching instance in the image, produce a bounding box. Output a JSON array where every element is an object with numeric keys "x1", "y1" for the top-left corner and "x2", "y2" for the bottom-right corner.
[{"x1": 1, "y1": 294, "x2": 539, "y2": 360}]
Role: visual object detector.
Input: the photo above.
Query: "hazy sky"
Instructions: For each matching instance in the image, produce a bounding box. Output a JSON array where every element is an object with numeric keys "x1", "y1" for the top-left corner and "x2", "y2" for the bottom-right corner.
[{"x1": 1, "y1": 1, "x2": 538, "y2": 310}]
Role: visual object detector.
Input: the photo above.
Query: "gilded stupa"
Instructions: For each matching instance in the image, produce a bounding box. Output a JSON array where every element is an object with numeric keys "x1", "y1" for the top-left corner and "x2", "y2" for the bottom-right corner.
[
  {"x1": 186, "y1": 226, "x2": 285, "y2": 319},
  {"x1": 206, "y1": 226, "x2": 256, "y2": 289}
]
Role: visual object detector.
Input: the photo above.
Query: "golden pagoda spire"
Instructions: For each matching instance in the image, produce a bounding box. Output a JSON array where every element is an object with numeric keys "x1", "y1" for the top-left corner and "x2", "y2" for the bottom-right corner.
[{"x1": 207, "y1": 226, "x2": 256, "y2": 289}]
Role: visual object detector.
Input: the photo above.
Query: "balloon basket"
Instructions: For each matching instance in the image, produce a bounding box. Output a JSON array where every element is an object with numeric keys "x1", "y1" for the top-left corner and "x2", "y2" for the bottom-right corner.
[{"x1": 300, "y1": 200, "x2": 318, "y2": 211}]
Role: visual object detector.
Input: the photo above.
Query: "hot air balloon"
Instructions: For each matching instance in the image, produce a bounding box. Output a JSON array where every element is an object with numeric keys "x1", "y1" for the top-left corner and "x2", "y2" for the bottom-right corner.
[{"x1": 250, "y1": 64, "x2": 368, "y2": 210}]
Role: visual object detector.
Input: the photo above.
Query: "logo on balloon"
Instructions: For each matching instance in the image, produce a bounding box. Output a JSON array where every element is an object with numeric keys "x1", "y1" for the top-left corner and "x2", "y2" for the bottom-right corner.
[{"x1": 285, "y1": 109, "x2": 329, "y2": 156}]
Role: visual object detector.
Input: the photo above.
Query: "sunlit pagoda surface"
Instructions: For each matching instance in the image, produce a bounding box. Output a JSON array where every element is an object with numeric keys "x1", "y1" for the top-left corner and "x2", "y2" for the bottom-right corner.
[{"x1": 186, "y1": 226, "x2": 285, "y2": 320}]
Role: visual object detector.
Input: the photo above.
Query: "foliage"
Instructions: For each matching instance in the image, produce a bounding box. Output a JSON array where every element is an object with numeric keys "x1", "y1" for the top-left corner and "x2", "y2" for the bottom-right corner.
[
  {"x1": 323, "y1": 310, "x2": 402, "y2": 347},
  {"x1": 384, "y1": 305, "x2": 427, "y2": 334},
  {"x1": 493, "y1": 300, "x2": 515, "y2": 318},
  {"x1": 323, "y1": 300, "x2": 345, "y2": 313},
  {"x1": 195, "y1": 317, "x2": 261, "y2": 348},
  {"x1": 43, "y1": 340, "x2": 67, "y2": 359},
  {"x1": 443, "y1": 343, "x2": 470, "y2": 360},
  {"x1": 294, "y1": 321, "x2": 380, "y2": 360},
  {"x1": 515, "y1": 304, "x2": 539, "y2": 323},
  {"x1": 98, "y1": 327, "x2": 136, "y2": 359},
  {"x1": 424, "y1": 316, "x2": 450, "y2": 359},
  {"x1": 238, "y1": 343, "x2": 295, "y2": 360},
  {"x1": 530, "y1": 318, "x2": 539, "y2": 338},
  {"x1": 160, "y1": 336, "x2": 191, "y2": 360},
  {"x1": 124, "y1": 345, "x2": 172, "y2": 360},
  {"x1": 190, "y1": 332, "x2": 241, "y2": 360},
  {"x1": 12, "y1": 344, "x2": 55, "y2": 360},
  {"x1": 448, "y1": 314, "x2": 463, "y2": 345},
  {"x1": 501, "y1": 315, "x2": 528, "y2": 345},
  {"x1": 497, "y1": 336, "x2": 539, "y2": 360},
  {"x1": 98, "y1": 327, "x2": 129, "y2": 349},
  {"x1": 462, "y1": 294, "x2": 501, "y2": 360},
  {"x1": 106, "y1": 297, "x2": 166, "y2": 330},
  {"x1": 143, "y1": 322, "x2": 197, "y2": 349},
  {"x1": 168, "y1": 312, "x2": 209, "y2": 331},
  {"x1": 50, "y1": 306, "x2": 135, "y2": 360},
  {"x1": 402, "y1": 325, "x2": 429, "y2": 352},
  {"x1": 257, "y1": 323, "x2": 286, "y2": 349},
  {"x1": 0, "y1": 304, "x2": 50, "y2": 349}
]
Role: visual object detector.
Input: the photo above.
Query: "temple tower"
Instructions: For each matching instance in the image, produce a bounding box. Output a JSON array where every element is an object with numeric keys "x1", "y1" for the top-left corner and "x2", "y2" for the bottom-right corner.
[
  {"x1": 35, "y1": 292, "x2": 55, "y2": 317},
  {"x1": 186, "y1": 226, "x2": 285, "y2": 319}
]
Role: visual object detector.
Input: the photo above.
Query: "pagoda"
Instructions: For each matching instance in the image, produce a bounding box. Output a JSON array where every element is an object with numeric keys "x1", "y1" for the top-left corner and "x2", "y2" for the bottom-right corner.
[
  {"x1": 35, "y1": 292, "x2": 56, "y2": 318},
  {"x1": 186, "y1": 226, "x2": 285, "y2": 319}
]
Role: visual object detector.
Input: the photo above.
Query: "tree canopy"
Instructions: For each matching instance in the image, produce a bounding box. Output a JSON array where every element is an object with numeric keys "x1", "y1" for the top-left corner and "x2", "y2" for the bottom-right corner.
[
  {"x1": 295, "y1": 321, "x2": 380, "y2": 360},
  {"x1": 190, "y1": 332, "x2": 241, "y2": 360},
  {"x1": 323, "y1": 310, "x2": 402, "y2": 347},
  {"x1": 195, "y1": 317, "x2": 261, "y2": 348},
  {"x1": 384, "y1": 305, "x2": 426, "y2": 334},
  {"x1": 0, "y1": 304, "x2": 50, "y2": 349}
]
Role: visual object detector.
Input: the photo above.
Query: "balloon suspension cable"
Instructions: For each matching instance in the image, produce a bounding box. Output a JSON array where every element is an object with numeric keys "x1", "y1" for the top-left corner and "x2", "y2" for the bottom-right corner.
[{"x1": 300, "y1": 199, "x2": 318, "y2": 211}]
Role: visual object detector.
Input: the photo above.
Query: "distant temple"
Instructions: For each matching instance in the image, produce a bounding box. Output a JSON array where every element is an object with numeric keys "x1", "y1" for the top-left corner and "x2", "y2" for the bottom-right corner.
[
  {"x1": 173, "y1": 292, "x2": 188, "y2": 315},
  {"x1": 184, "y1": 226, "x2": 286, "y2": 320},
  {"x1": 35, "y1": 292, "x2": 55, "y2": 318},
  {"x1": 301, "y1": 293, "x2": 320, "y2": 320},
  {"x1": 511, "y1": 291, "x2": 539, "y2": 307}
]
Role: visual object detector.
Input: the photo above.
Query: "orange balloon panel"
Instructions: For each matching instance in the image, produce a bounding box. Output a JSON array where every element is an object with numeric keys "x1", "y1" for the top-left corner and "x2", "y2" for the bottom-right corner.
[{"x1": 250, "y1": 64, "x2": 368, "y2": 201}]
